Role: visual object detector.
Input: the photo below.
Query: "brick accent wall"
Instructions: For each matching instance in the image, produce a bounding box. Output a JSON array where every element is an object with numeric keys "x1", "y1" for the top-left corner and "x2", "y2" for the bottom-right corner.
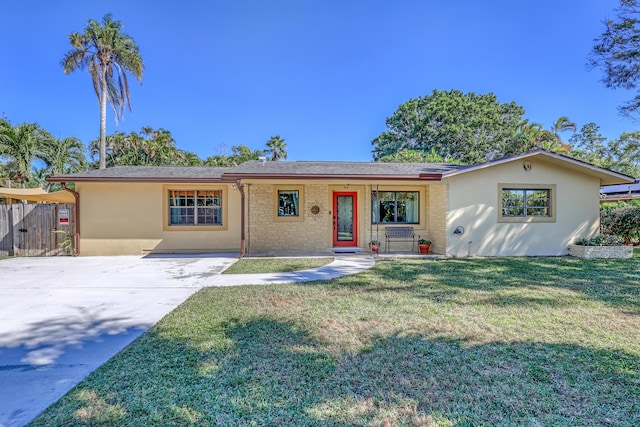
[
  {"x1": 246, "y1": 182, "x2": 447, "y2": 254},
  {"x1": 426, "y1": 184, "x2": 447, "y2": 255},
  {"x1": 247, "y1": 183, "x2": 329, "y2": 251}
]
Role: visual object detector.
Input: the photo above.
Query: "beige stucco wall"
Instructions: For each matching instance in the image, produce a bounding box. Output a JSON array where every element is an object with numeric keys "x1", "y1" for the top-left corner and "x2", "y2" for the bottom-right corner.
[
  {"x1": 77, "y1": 182, "x2": 241, "y2": 255},
  {"x1": 245, "y1": 180, "x2": 442, "y2": 253},
  {"x1": 445, "y1": 159, "x2": 601, "y2": 256}
]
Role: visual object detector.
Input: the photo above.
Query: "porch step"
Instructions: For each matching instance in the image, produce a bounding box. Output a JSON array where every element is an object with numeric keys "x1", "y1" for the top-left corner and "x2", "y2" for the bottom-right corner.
[{"x1": 331, "y1": 246, "x2": 363, "y2": 254}]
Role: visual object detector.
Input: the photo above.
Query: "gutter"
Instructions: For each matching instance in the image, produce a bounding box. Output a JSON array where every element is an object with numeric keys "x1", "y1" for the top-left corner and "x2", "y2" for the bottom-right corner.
[{"x1": 61, "y1": 182, "x2": 80, "y2": 256}]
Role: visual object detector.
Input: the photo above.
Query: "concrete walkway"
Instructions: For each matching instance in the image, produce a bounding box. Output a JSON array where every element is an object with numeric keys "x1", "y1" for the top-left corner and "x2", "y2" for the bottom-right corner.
[{"x1": 0, "y1": 254, "x2": 374, "y2": 427}]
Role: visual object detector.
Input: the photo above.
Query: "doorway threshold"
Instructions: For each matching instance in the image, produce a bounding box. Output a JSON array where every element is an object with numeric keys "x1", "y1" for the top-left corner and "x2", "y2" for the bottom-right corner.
[{"x1": 331, "y1": 247, "x2": 363, "y2": 253}]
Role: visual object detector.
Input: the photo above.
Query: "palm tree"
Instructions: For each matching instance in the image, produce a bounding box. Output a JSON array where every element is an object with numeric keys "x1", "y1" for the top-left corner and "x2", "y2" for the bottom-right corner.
[
  {"x1": 40, "y1": 136, "x2": 88, "y2": 177},
  {"x1": 549, "y1": 116, "x2": 576, "y2": 152},
  {"x1": 265, "y1": 135, "x2": 287, "y2": 161},
  {"x1": 0, "y1": 123, "x2": 49, "y2": 187},
  {"x1": 62, "y1": 14, "x2": 144, "y2": 169},
  {"x1": 512, "y1": 120, "x2": 557, "y2": 153}
]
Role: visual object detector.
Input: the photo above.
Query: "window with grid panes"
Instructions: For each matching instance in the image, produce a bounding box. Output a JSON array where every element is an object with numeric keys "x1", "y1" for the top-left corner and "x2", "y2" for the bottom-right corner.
[
  {"x1": 168, "y1": 190, "x2": 222, "y2": 226},
  {"x1": 501, "y1": 188, "x2": 551, "y2": 217}
]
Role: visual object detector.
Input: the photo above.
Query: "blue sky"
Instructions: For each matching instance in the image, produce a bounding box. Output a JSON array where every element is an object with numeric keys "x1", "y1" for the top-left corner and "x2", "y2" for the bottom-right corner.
[{"x1": 0, "y1": 0, "x2": 634, "y2": 162}]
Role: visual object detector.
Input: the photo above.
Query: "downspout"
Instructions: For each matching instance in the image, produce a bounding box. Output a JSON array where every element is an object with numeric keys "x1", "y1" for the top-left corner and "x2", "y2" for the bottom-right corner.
[
  {"x1": 236, "y1": 179, "x2": 246, "y2": 258},
  {"x1": 61, "y1": 182, "x2": 80, "y2": 256}
]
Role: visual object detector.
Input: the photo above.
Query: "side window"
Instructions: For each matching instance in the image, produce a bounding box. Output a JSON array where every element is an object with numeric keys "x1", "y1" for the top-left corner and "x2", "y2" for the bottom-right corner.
[
  {"x1": 498, "y1": 184, "x2": 556, "y2": 223},
  {"x1": 371, "y1": 191, "x2": 419, "y2": 224}
]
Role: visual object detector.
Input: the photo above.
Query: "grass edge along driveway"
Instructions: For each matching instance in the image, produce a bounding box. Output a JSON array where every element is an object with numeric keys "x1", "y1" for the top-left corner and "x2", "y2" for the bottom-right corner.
[{"x1": 31, "y1": 253, "x2": 640, "y2": 426}]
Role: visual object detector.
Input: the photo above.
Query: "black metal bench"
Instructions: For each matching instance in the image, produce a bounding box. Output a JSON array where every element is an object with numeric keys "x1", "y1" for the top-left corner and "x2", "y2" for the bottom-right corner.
[{"x1": 384, "y1": 226, "x2": 416, "y2": 252}]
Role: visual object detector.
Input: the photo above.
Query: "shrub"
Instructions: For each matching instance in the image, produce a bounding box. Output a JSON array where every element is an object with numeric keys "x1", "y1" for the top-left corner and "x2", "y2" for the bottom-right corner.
[
  {"x1": 600, "y1": 205, "x2": 640, "y2": 244},
  {"x1": 574, "y1": 234, "x2": 625, "y2": 246}
]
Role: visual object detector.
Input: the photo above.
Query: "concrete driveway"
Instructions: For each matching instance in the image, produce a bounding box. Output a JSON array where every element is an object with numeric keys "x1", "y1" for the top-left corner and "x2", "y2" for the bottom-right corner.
[{"x1": 0, "y1": 254, "x2": 237, "y2": 427}]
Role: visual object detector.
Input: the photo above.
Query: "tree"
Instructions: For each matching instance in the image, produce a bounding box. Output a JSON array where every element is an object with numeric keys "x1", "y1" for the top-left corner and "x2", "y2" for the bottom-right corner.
[
  {"x1": 377, "y1": 149, "x2": 460, "y2": 164},
  {"x1": 506, "y1": 117, "x2": 575, "y2": 155},
  {"x1": 265, "y1": 135, "x2": 287, "y2": 161},
  {"x1": 569, "y1": 123, "x2": 609, "y2": 166},
  {"x1": 62, "y1": 14, "x2": 144, "y2": 169},
  {"x1": 608, "y1": 132, "x2": 640, "y2": 176},
  {"x1": 40, "y1": 136, "x2": 88, "y2": 179},
  {"x1": 371, "y1": 90, "x2": 525, "y2": 164},
  {"x1": 549, "y1": 116, "x2": 576, "y2": 151},
  {"x1": 589, "y1": 0, "x2": 640, "y2": 116},
  {"x1": 205, "y1": 145, "x2": 266, "y2": 166},
  {"x1": 0, "y1": 122, "x2": 51, "y2": 187},
  {"x1": 89, "y1": 127, "x2": 202, "y2": 167},
  {"x1": 570, "y1": 123, "x2": 640, "y2": 177}
]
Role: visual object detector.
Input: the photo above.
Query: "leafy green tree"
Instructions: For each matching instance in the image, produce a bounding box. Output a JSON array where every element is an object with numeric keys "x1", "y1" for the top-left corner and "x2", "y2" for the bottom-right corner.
[
  {"x1": 377, "y1": 149, "x2": 460, "y2": 164},
  {"x1": 0, "y1": 122, "x2": 51, "y2": 187},
  {"x1": 265, "y1": 135, "x2": 287, "y2": 161},
  {"x1": 570, "y1": 123, "x2": 640, "y2": 177},
  {"x1": 608, "y1": 132, "x2": 640, "y2": 177},
  {"x1": 62, "y1": 14, "x2": 144, "y2": 169},
  {"x1": 371, "y1": 89, "x2": 525, "y2": 164},
  {"x1": 569, "y1": 123, "x2": 609, "y2": 166},
  {"x1": 589, "y1": 0, "x2": 640, "y2": 116}
]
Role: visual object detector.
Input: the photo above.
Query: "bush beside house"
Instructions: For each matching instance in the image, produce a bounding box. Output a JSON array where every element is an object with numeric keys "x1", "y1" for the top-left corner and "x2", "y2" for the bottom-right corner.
[{"x1": 600, "y1": 204, "x2": 640, "y2": 245}]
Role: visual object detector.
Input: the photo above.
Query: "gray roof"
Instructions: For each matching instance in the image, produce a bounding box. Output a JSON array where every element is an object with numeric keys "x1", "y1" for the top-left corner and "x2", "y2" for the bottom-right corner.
[
  {"x1": 49, "y1": 149, "x2": 633, "y2": 185},
  {"x1": 49, "y1": 166, "x2": 231, "y2": 182},
  {"x1": 224, "y1": 160, "x2": 467, "y2": 177},
  {"x1": 49, "y1": 162, "x2": 467, "y2": 182}
]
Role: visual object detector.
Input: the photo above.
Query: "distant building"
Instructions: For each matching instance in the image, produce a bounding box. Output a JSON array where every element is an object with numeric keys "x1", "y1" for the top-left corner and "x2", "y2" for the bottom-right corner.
[{"x1": 600, "y1": 178, "x2": 640, "y2": 203}]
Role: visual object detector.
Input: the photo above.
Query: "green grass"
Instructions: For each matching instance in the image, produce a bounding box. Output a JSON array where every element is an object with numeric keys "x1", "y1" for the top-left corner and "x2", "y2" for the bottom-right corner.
[
  {"x1": 222, "y1": 257, "x2": 333, "y2": 274},
  {"x1": 31, "y1": 253, "x2": 640, "y2": 426}
]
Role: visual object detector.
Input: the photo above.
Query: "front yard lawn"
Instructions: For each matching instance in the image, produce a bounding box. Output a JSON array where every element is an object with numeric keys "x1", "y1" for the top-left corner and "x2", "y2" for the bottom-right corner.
[
  {"x1": 32, "y1": 254, "x2": 640, "y2": 426},
  {"x1": 222, "y1": 257, "x2": 333, "y2": 274}
]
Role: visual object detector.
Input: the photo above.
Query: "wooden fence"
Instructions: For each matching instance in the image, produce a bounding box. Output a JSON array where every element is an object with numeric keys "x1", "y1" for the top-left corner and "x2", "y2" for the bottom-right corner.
[{"x1": 0, "y1": 203, "x2": 75, "y2": 257}]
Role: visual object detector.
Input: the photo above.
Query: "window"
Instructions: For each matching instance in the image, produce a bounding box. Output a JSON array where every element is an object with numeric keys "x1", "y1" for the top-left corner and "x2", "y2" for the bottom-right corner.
[
  {"x1": 498, "y1": 184, "x2": 556, "y2": 223},
  {"x1": 372, "y1": 191, "x2": 419, "y2": 224},
  {"x1": 168, "y1": 190, "x2": 222, "y2": 226},
  {"x1": 278, "y1": 190, "x2": 299, "y2": 217},
  {"x1": 273, "y1": 185, "x2": 304, "y2": 222}
]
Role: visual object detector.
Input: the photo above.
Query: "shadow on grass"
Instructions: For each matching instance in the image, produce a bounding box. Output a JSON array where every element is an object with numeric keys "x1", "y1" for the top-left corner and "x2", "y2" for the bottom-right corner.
[
  {"x1": 33, "y1": 318, "x2": 640, "y2": 426},
  {"x1": 333, "y1": 256, "x2": 640, "y2": 315}
]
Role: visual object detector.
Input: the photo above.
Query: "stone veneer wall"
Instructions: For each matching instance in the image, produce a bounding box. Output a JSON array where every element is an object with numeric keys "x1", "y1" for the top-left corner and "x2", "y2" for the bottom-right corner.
[
  {"x1": 568, "y1": 245, "x2": 633, "y2": 259},
  {"x1": 246, "y1": 183, "x2": 329, "y2": 252}
]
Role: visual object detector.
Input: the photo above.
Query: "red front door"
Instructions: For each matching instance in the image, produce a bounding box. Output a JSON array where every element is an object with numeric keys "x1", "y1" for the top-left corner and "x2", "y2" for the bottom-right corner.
[{"x1": 333, "y1": 192, "x2": 357, "y2": 246}]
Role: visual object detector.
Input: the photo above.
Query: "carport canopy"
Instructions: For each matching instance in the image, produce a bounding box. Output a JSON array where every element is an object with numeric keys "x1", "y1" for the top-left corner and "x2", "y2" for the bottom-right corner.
[{"x1": 0, "y1": 187, "x2": 75, "y2": 203}]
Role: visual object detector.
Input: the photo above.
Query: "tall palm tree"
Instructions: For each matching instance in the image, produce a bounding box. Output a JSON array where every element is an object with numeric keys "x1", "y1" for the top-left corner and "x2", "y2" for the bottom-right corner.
[
  {"x1": 0, "y1": 123, "x2": 49, "y2": 187},
  {"x1": 265, "y1": 135, "x2": 287, "y2": 161},
  {"x1": 62, "y1": 14, "x2": 144, "y2": 169}
]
